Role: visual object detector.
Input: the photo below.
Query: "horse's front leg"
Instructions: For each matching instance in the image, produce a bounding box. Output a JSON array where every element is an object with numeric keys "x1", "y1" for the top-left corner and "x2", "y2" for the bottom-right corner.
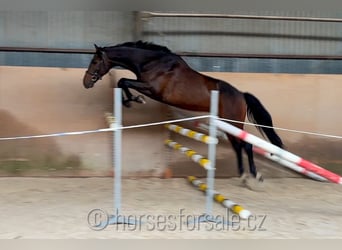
[
  {"x1": 117, "y1": 78, "x2": 152, "y2": 107},
  {"x1": 117, "y1": 78, "x2": 135, "y2": 107}
]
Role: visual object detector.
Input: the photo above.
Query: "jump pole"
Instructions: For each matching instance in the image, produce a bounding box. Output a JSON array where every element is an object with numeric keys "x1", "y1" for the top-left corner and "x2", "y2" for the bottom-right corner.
[
  {"x1": 252, "y1": 147, "x2": 327, "y2": 182},
  {"x1": 215, "y1": 119, "x2": 342, "y2": 184},
  {"x1": 195, "y1": 122, "x2": 327, "y2": 182},
  {"x1": 165, "y1": 124, "x2": 218, "y2": 144},
  {"x1": 164, "y1": 139, "x2": 212, "y2": 170},
  {"x1": 187, "y1": 176, "x2": 251, "y2": 219}
]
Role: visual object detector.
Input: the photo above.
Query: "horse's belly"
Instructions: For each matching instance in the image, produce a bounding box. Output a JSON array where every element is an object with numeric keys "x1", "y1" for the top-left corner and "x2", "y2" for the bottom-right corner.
[{"x1": 167, "y1": 106, "x2": 210, "y2": 123}]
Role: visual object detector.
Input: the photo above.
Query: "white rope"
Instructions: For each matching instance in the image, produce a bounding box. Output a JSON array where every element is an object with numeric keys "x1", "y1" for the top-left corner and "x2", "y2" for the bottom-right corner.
[
  {"x1": 121, "y1": 115, "x2": 210, "y2": 130},
  {"x1": 0, "y1": 115, "x2": 210, "y2": 141},
  {"x1": 217, "y1": 117, "x2": 342, "y2": 140},
  {"x1": 0, "y1": 114, "x2": 341, "y2": 141},
  {"x1": 0, "y1": 128, "x2": 114, "y2": 141}
]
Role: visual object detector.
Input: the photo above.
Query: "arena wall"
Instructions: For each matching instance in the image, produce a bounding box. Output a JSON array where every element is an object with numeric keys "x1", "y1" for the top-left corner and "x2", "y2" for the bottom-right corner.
[{"x1": 0, "y1": 66, "x2": 341, "y2": 177}]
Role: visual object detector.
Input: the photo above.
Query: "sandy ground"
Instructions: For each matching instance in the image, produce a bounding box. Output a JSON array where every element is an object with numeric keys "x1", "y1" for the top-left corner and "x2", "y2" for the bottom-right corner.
[{"x1": 0, "y1": 176, "x2": 342, "y2": 239}]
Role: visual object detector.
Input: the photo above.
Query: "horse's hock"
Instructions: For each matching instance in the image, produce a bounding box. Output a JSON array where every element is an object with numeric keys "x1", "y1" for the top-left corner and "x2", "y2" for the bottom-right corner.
[{"x1": 0, "y1": 66, "x2": 341, "y2": 177}]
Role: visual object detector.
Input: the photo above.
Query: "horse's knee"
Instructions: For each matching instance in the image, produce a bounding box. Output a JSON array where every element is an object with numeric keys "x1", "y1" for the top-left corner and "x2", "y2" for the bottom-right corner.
[
  {"x1": 122, "y1": 99, "x2": 132, "y2": 108},
  {"x1": 117, "y1": 78, "x2": 128, "y2": 88},
  {"x1": 117, "y1": 79, "x2": 122, "y2": 85}
]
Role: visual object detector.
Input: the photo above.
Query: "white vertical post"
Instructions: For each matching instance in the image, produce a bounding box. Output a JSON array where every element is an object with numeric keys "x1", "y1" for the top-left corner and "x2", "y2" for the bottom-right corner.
[
  {"x1": 109, "y1": 88, "x2": 138, "y2": 225},
  {"x1": 114, "y1": 88, "x2": 122, "y2": 215},
  {"x1": 206, "y1": 90, "x2": 219, "y2": 215}
]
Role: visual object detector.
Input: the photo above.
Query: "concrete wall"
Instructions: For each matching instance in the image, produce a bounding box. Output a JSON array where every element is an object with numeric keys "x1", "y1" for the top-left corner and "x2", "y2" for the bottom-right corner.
[
  {"x1": 1, "y1": 66, "x2": 341, "y2": 177},
  {"x1": 0, "y1": 66, "x2": 113, "y2": 176}
]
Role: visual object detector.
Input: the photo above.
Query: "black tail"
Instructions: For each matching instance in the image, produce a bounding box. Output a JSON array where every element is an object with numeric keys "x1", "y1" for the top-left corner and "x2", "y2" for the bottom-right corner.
[{"x1": 243, "y1": 92, "x2": 283, "y2": 148}]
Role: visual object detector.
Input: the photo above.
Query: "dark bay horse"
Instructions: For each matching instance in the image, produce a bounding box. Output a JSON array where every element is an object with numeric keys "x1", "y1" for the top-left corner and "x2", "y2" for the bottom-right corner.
[{"x1": 83, "y1": 41, "x2": 283, "y2": 181}]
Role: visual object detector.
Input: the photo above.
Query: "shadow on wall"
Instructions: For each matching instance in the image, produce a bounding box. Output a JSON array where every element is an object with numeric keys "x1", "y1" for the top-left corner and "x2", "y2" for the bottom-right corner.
[{"x1": 0, "y1": 109, "x2": 82, "y2": 176}]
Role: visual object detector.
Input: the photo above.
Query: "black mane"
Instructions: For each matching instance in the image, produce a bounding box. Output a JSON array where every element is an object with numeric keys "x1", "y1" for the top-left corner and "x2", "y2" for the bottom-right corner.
[{"x1": 111, "y1": 41, "x2": 172, "y2": 53}]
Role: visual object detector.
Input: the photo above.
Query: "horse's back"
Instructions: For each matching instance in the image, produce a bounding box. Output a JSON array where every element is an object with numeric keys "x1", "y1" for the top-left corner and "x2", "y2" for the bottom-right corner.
[{"x1": 138, "y1": 50, "x2": 247, "y2": 124}]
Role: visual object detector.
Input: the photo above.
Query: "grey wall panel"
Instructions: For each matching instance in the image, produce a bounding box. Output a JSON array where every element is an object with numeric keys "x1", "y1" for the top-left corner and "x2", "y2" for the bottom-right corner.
[
  {"x1": 0, "y1": 11, "x2": 134, "y2": 49},
  {"x1": 1, "y1": 11, "x2": 49, "y2": 47},
  {"x1": 183, "y1": 57, "x2": 342, "y2": 74},
  {"x1": 0, "y1": 52, "x2": 93, "y2": 68},
  {"x1": 0, "y1": 11, "x2": 134, "y2": 67},
  {"x1": 1, "y1": 11, "x2": 342, "y2": 73},
  {"x1": 140, "y1": 11, "x2": 342, "y2": 56},
  {"x1": 45, "y1": 11, "x2": 134, "y2": 48}
]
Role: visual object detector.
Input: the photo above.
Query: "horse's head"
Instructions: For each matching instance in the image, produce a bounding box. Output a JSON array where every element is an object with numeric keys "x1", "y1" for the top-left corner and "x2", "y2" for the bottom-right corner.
[{"x1": 83, "y1": 44, "x2": 112, "y2": 89}]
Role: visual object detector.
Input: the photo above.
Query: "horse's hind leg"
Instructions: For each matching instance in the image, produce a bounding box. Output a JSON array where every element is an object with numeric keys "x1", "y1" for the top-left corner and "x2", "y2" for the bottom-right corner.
[
  {"x1": 228, "y1": 135, "x2": 244, "y2": 177},
  {"x1": 244, "y1": 143, "x2": 263, "y2": 182}
]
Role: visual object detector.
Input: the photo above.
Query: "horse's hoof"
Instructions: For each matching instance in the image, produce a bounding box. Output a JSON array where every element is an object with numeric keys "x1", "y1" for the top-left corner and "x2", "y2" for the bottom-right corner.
[
  {"x1": 245, "y1": 174, "x2": 265, "y2": 192},
  {"x1": 239, "y1": 173, "x2": 249, "y2": 186},
  {"x1": 256, "y1": 172, "x2": 264, "y2": 182},
  {"x1": 134, "y1": 95, "x2": 146, "y2": 104}
]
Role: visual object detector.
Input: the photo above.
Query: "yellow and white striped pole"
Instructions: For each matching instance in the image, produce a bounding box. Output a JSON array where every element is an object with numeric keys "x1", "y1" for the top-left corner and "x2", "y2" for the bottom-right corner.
[
  {"x1": 165, "y1": 124, "x2": 218, "y2": 144},
  {"x1": 164, "y1": 139, "x2": 213, "y2": 170},
  {"x1": 188, "y1": 176, "x2": 251, "y2": 219}
]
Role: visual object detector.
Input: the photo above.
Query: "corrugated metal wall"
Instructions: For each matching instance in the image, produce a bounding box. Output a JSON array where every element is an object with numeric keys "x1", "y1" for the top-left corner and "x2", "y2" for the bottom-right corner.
[
  {"x1": 0, "y1": 11, "x2": 134, "y2": 67},
  {"x1": 0, "y1": 11, "x2": 133, "y2": 48},
  {"x1": 1, "y1": 11, "x2": 342, "y2": 73},
  {"x1": 140, "y1": 11, "x2": 342, "y2": 56},
  {"x1": 138, "y1": 11, "x2": 342, "y2": 73}
]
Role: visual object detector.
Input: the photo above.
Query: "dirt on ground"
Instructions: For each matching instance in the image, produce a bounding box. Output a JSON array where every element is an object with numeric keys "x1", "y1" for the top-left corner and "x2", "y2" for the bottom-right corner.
[{"x1": 0, "y1": 176, "x2": 342, "y2": 239}]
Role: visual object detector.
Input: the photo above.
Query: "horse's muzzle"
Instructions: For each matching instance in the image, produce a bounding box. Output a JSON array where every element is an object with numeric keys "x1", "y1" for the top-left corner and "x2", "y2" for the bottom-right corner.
[
  {"x1": 83, "y1": 70, "x2": 100, "y2": 89},
  {"x1": 83, "y1": 81, "x2": 94, "y2": 89}
]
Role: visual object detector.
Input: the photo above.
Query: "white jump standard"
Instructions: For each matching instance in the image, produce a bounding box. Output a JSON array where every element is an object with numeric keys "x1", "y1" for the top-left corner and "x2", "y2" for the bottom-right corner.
[
  {"x1": 107, "y1": 88, "x2": 139, "y2": 226},
  {"x1": 166, "y1": 90, "x2": 227, "y2": 225}
]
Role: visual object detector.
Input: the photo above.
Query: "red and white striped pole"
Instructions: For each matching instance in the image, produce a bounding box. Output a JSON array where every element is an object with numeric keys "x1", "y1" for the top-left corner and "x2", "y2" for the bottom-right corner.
[
  {"x1": 252, "y1": 147, "x2": 327, "y2": 182},
  {"x1": 215, "y1": 119, "x2": 342, "y2": 184}
]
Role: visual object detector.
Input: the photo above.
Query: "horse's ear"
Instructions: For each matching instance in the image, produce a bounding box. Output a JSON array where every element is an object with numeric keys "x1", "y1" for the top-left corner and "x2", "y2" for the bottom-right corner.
[
  {"x1": 94, "y1": 44, "x2": 102, "y2": 54},
  {"x1": 94, "y1": 44, "x2": 103, "y2": 56}
]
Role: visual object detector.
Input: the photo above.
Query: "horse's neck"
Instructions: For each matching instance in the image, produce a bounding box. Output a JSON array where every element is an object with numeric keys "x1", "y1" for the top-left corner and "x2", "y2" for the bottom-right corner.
[{"x1": 106, "y1": 48, "x2": 153, "y2": 75}]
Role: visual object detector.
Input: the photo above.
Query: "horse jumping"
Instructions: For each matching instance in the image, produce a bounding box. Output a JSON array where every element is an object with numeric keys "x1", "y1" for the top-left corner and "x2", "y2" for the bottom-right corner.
[{"x1": 83, "y1": 41, "x2": 283, "y2": 181}]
